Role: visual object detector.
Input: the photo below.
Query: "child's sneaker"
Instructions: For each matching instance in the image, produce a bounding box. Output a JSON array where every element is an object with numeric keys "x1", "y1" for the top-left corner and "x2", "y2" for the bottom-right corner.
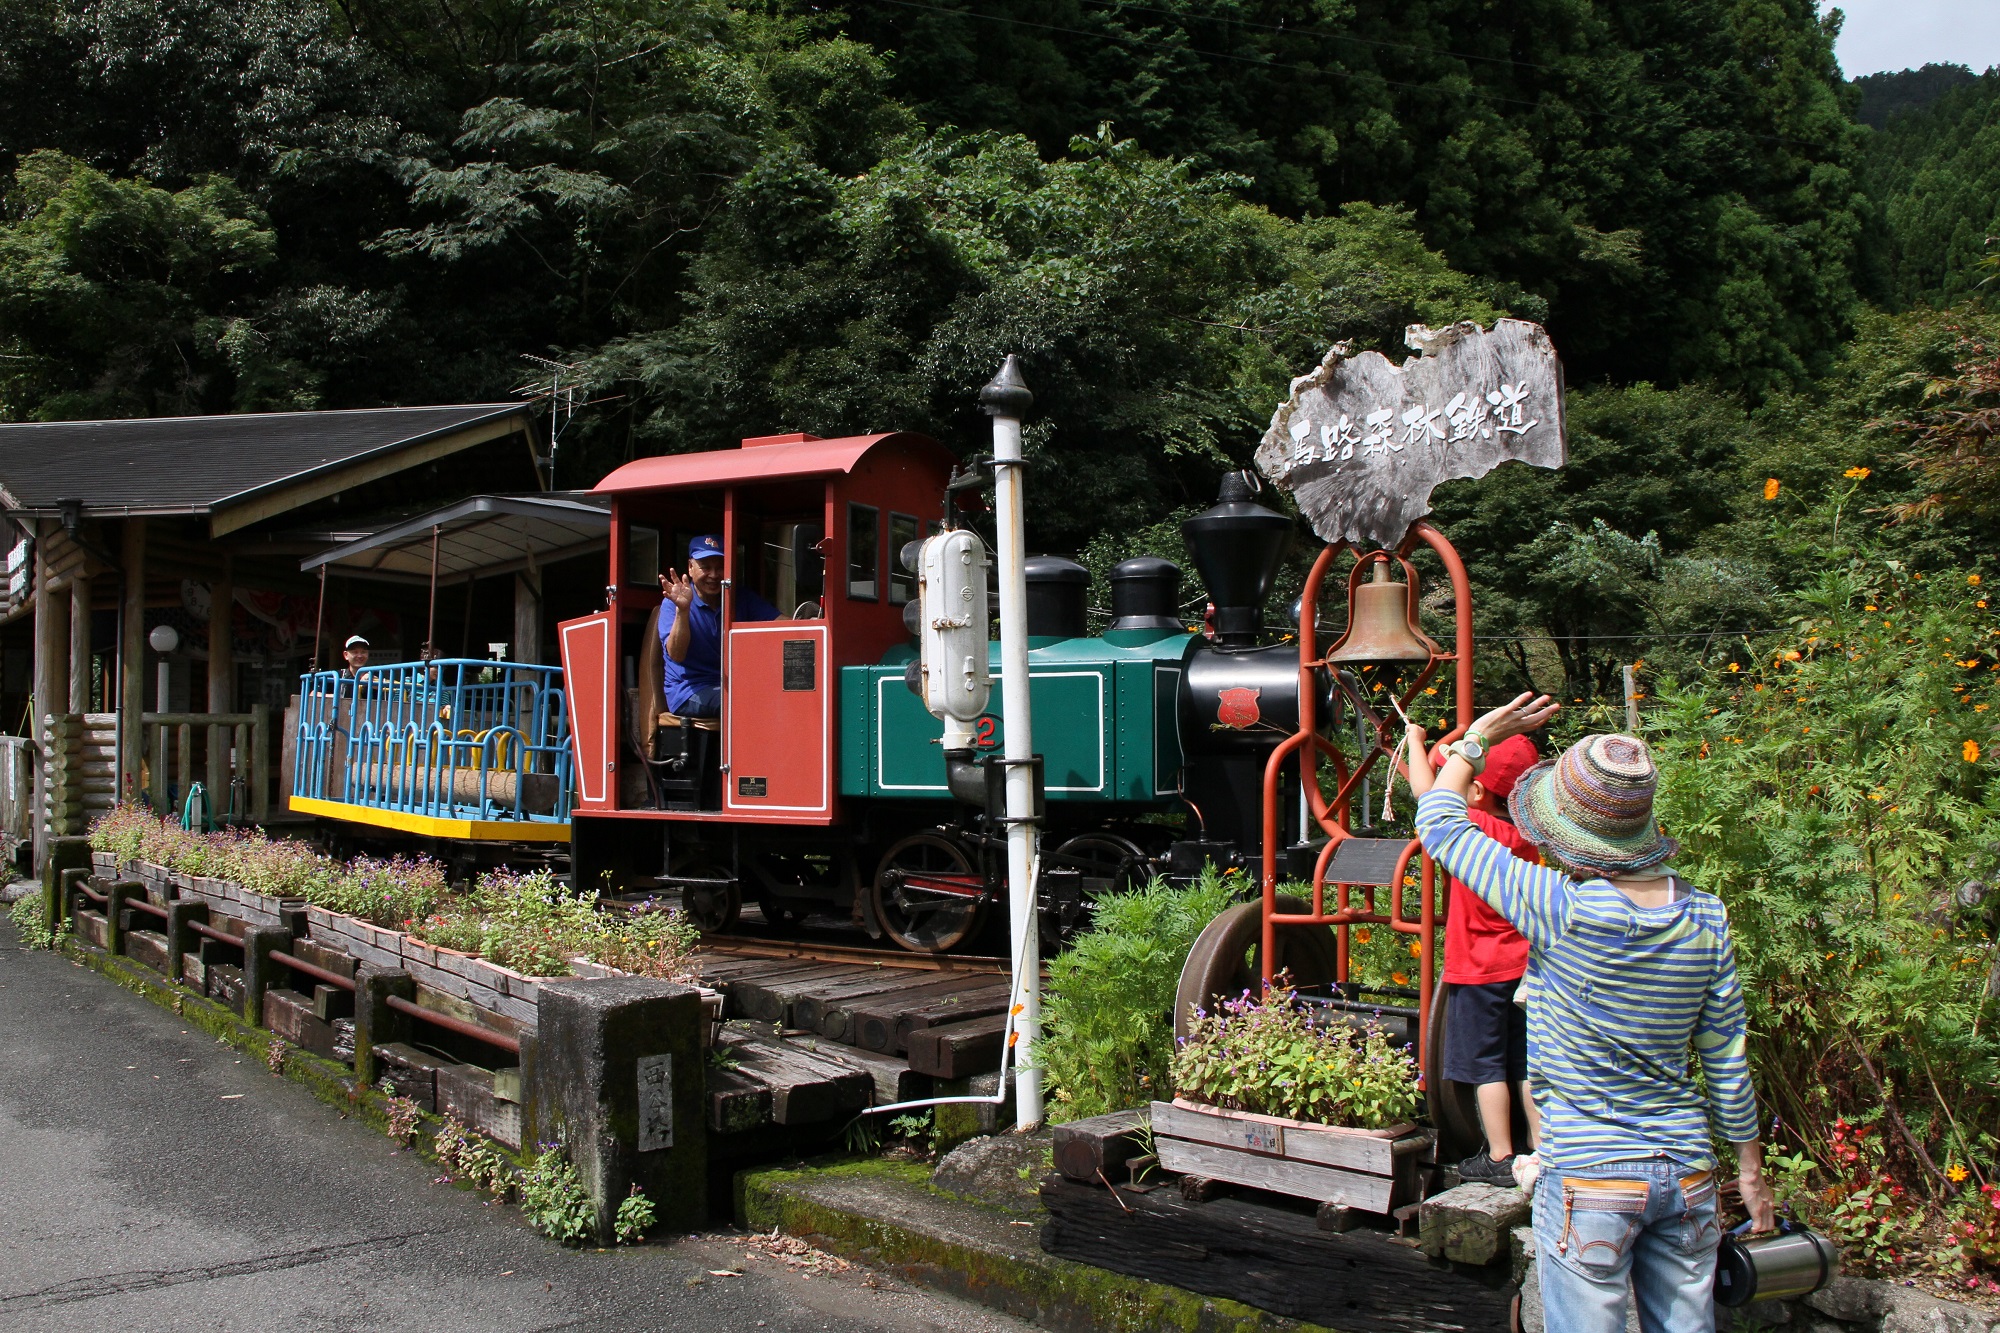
[{"x1": 1457, "y1": 1151, "x2": 1519, "y2": 1186}]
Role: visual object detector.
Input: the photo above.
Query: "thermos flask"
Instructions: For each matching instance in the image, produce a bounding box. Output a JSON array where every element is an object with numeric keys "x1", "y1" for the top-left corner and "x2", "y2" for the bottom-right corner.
[{"x1": 1713, "y1": 1219, "x2": 1839, "y2": 1306}]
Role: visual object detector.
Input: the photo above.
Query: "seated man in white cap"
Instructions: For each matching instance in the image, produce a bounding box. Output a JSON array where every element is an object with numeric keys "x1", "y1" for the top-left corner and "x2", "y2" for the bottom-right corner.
[
  {"x1": 658, "y1": 534, "x2": 777, "y2": 717},
  {"x1": 341, "y1": 635, "x2": 370, "y2": 677}
]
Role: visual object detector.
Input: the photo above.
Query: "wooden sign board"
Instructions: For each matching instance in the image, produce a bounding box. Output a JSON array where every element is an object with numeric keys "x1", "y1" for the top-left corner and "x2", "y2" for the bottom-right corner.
[{"x1": 1254, "y1": 319, "x2": 1567, "y2": 550}]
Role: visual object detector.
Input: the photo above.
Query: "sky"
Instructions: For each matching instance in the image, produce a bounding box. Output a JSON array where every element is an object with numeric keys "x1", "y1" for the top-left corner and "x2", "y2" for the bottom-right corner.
[{"x1": 1826, "y1": 0, "x2": 2000, "y2": 77}]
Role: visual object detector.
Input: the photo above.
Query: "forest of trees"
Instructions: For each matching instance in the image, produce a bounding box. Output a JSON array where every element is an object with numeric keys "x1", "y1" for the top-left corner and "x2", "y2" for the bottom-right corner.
[{"x1": 0, "y1": 0, "x2": 1995, "y2": 700}]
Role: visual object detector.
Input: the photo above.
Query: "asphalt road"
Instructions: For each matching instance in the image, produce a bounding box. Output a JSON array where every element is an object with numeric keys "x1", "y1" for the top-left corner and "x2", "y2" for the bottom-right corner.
[{"x1": 0, "y1": 919, "x2": 1033, "y2": 1333}]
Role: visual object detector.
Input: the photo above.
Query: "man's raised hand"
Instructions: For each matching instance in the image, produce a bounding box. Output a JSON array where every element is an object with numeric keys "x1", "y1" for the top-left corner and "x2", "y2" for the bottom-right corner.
[{"x1": 660, "y1": 567, "x2": 695, "y2": 612}]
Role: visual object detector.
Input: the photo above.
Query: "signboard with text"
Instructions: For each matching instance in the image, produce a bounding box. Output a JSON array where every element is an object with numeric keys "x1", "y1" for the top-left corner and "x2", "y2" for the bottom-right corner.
[{"x1": 1254, "y1": 319, "x2": 1567, "y2": 550}]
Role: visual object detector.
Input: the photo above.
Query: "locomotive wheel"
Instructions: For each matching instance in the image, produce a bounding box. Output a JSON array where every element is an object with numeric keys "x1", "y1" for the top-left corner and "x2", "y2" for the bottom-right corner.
[
  {"x1": 1172, "y1": 896, "x2": 1342, "y2": 1040},
  {"x1": 1424, "y1": 982, "x2": 1486, "y2": 1165},
  {"x1": 1043, "y1": 832, "x2": 1152, "y2": 947},
  {"x1": 872, "y1": 832, "x2": 988, "y2": 953},
  {"x1": 679, "y1": 862, "x2": 741, "y2": 934},
  {"x1": 1050, "y1": 832, "x2": 1150, "y2": 894}
]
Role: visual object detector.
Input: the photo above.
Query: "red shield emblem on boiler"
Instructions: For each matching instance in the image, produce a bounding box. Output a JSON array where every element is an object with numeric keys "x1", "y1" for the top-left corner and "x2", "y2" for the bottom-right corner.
[{"x1": 1216, "y1": 687, "x2": 1261, "y2": 729}]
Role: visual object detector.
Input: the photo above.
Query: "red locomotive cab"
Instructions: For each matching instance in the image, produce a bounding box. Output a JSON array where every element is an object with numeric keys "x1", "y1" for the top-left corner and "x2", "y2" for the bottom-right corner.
[{"x1": 559, "y1": 431, "x2": 955, "y2": 833}]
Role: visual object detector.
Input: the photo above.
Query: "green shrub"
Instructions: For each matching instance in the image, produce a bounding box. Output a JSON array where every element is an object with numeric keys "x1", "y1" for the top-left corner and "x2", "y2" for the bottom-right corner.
[
  {"x1": 1172, "y1": 983, "x2": 1421, "y2": 1129},
  {"x1": 1036, "y1": 871, "x2": 1237, "y2": 1122},
  {"x1": 1651, "y1": 556, "x2": 2000, "y2": 1193},
  {"x1": 614, "y1": 1186, "x2": 656, "y2": 1244},
  {"x1": 520, "y1": 1142, "x2": 594, "y2": 1245},
  {"x1": 9, "y1": 891, "x2": 51, "y2": 949}
]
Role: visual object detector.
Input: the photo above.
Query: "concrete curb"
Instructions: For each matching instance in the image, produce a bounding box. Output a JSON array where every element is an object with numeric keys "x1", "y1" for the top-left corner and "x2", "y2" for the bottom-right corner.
[{"x1": 735, "y1": 1158, "x2": 1338, "y2": 1333}]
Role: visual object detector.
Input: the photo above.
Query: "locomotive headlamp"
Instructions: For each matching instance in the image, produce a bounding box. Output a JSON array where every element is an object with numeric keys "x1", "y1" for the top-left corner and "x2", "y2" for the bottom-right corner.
[{"x1": 913, "y1": 528, "x2": 992, "y2": 749}]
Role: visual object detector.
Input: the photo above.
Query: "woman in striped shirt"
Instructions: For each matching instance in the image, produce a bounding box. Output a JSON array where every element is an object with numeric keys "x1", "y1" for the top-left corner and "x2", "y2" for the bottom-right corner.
[{"x1": 1406, "y1": 693, "x2": 1775, "y2": 1333}]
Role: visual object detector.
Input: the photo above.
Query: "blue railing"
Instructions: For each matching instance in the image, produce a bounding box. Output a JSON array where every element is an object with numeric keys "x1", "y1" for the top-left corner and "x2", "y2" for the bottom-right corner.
[{"x1": 293, "y1": 659, "x2": 574, "y2": 825}]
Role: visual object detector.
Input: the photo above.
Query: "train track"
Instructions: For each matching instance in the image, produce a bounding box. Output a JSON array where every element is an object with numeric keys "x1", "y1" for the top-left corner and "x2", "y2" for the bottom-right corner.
[{"x1": 696, "y1": 932, "x2": 1013, "y2": 974}]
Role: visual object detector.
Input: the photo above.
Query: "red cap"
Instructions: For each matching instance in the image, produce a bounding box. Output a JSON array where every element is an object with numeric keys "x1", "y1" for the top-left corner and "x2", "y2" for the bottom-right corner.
[{"x1": 1429, "y1": 733, "x2": 1540, "y2": 800}]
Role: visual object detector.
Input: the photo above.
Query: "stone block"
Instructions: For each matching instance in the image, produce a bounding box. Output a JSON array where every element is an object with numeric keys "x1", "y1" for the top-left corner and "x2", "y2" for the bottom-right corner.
[
  {"x1": 932, "y1": 1131, "x2": 1054, "y2": 1209},
  {"x1": 437, "y1": 1062, "x2": 523, "y2": 1149},
  {"x1": 312, "y1": 983, "x2": 354, "y2": 1022},
  {"x1": 1418, "y1": 1182, "x2": 1532, "y2": 1267},
  {"x1": 332, "y1": 1019, "x2": 355, "y2": 1066},
  {"x1": 181, "y1": 953, "x2": 205, "y2": 989},
  {"x1": 373, "y1": 1042, "x2": 448, "y2": 1111},
  {"x1": 164, "y1": 897, "x2": 209, "y2": 982},
  {"x1": 207, "y1": 964, "x2": 247, "y2": 1009},
  {"x1": 263, "y1": 988, "x2": 342, "y2": 1059},
  {"x1": 123, "y1": 929, "x2": 171, "y2": 974},
  {"x1": 74, "y1": 910, "x2": 108, "y2": 948},
  {"x1": 934, "y1": 1070, "x2": 1016, "y2": 1149},
  {"x1": 529, "y1": 978, "x2": 707, "y2": 1242},
  {"x1": 239, "y1": 926, "x2": 294, "y2": 1025},
  {"x1": 353, "y1": 968, "x2": 415, "y2": 1087},
  {"x1": 292, "y1": 937, "x2": 357, "y2": 980}
]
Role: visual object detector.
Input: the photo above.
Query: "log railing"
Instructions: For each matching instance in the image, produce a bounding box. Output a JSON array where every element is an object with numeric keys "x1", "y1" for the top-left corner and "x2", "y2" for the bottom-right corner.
[{"x1": 144, "y1": 708, "x2": 270, "y2": 824}]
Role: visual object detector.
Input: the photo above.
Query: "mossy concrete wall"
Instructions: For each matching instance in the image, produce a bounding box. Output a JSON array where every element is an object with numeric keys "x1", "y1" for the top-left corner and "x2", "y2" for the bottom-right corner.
[{"x1": 738, "y1": 1159, "x2": 1341, "y2": 1333}]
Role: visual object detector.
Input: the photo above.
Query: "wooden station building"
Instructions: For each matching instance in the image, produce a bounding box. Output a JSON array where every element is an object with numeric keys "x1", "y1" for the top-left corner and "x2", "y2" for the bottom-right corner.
[{"x1": 0, "y1": 403, "x2": 554, "y2": 869}]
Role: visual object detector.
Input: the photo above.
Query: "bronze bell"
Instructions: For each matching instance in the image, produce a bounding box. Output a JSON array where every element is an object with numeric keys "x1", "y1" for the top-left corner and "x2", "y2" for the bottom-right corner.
[{"x1": 1325, "y1": 555, "x2": 1439, "y2": 666}]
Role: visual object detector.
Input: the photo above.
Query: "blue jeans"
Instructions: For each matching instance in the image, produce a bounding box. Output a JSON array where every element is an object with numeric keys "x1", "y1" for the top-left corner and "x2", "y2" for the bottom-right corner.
[
  {"x1": 677, "y1": 685, "x2": 722, "y2": 718},
  {"x1": 1533, "y1": 1158, "x2": 1722, "y2": 1333}
]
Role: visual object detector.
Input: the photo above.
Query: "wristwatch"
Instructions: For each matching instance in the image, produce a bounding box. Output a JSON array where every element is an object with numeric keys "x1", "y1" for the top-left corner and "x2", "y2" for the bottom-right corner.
[{"x1": 1446, "y1": 732, "x2": 1488, "y2": 776}]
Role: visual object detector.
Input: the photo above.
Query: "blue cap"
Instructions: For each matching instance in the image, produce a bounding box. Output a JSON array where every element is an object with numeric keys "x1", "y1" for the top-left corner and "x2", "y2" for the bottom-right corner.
[{"x1": 689, "y1": 534, "x2": 723, "y2": 561}]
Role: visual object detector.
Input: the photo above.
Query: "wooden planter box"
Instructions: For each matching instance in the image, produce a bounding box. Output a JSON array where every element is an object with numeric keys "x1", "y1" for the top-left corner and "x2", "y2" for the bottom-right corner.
[{"x1": 1151, "y1": 1098, "x2": 1429, "y2": 1214}]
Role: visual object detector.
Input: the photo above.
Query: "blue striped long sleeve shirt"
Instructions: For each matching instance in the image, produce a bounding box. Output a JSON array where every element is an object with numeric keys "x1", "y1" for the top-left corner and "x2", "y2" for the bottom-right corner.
[{"x1": 1415, "y1": 789, "x2": 1761, "y2": 1171}]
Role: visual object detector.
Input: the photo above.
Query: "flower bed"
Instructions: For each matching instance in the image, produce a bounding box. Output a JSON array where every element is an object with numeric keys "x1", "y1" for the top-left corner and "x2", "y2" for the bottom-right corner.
[{"x1": 87, "y1": 809, "x2": 701, "y2": 1012}]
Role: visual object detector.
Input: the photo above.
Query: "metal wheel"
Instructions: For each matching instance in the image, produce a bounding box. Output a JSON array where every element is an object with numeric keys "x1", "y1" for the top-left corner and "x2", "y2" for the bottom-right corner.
[
  {"x1": 1173, "y1": 896, "x2": 1342, "y2": 1040},
  {"x1": 1425, "y1": 981, "x2": 1485, "y2": 1164},
  {"x1": 872, "y1": 832, "x2": 989, "y2": 954},
  {"x1": 677, "y1": 862, "x2": 741, "y2": 934},
  {"x1": 1050, "y1": 832, "x2": 1150, "y2": 893},
  {"x1": 1042, "y1": 832, "x2": 1151, "y2": 946}
]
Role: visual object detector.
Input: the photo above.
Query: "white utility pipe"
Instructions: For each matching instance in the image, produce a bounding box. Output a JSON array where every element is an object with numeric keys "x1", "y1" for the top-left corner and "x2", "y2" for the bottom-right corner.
[{"x1": 981, "y1": 355, "x2": 1042, "y2": 1129}]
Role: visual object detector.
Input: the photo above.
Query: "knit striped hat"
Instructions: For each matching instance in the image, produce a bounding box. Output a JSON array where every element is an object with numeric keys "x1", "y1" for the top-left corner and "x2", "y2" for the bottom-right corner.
[{"x1": 1506, "y1": 733, "x2": 1678, "y2": 875}]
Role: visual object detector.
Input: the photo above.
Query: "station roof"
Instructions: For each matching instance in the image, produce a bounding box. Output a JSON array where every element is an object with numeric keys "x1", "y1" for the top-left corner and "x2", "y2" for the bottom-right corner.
[
  {"x1": 592, "y1": 431, "x2": 952, "y2": 494},
  {"x1": 0, "y1": 403, "x2": 531, "y2": 534},
  {"x1": 301, "y1": 493, "x2": 610, "y2": 583}
]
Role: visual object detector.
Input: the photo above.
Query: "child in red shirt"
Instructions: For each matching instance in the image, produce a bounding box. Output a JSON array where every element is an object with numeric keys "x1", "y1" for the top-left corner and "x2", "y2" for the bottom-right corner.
[{"x1": 1430, "y1": 732, "x2": 1543, "y2": 1185}]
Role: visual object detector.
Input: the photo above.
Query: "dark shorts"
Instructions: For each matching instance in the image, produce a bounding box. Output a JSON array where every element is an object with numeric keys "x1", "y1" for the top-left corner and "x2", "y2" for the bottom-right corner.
[{"x1": 1443, "y1": 978, "x2": 1528, "y2": 1086}]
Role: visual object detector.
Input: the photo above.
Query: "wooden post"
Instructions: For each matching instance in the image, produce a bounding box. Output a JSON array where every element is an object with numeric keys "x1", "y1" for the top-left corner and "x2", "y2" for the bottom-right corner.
[
  {"x1": 250, "y1": 703, "x2": 270, "y2": 823},
  {"x1": 119, "y1": 518, "x2": 147, "y2": 808},
  {"x1": 30, "y1": 521, "x2": 56, "y2": 868},
  {"x1": 69, "y1": 572, "x2": 92, "y2": 713},
  {"x1": 208, "y1": 558, "x2": 233, "y2": 797},
  {"x1": 513, "y1": 562, "x2": 541, "y2": 664},
  {"x1": 1623, "y1": 664, "x2": 1640, "y2": 734}
]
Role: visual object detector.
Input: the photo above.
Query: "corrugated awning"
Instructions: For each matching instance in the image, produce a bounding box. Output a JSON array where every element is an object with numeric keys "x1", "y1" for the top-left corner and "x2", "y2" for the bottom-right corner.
[{"x1": 301, "y1": 493, "x2": 609, "y2": 583}]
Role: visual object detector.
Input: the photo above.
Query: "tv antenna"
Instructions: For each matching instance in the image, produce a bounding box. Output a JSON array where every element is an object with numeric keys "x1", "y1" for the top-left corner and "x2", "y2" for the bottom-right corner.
[{"x1": 515, "y1": 354, "x2": 618, "y2": 490}]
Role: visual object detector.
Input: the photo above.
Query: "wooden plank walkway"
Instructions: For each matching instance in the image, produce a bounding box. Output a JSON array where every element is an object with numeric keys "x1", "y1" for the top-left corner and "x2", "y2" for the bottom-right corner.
[{"x1": 690, "y1": 950, "x2": 1016, "y2": 1135}]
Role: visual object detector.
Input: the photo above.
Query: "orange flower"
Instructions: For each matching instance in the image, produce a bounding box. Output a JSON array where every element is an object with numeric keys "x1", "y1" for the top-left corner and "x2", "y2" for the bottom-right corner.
[
  {"x1": 1408, "y1": 939, "x2": 1422, "y2": 959},
  {"x1": 1391, "y1": 971, "x2": 1410, "y2": 986},
  {"x1": 1972, "y1": 574, "x2": 1984, "y2": 586},
  {"x1": 1966, "y1": 740, "x2": 1982, "y2": 764},
  {"x1": 1353, "y1": 927, "x2": 1372, "y2": 944},
  {"x1": 1844, "y1": 466, "x2": 1871, "y2": 480},
  {"x1": 1763, "y1": 478, "x2": 1781, "y2": 500}
]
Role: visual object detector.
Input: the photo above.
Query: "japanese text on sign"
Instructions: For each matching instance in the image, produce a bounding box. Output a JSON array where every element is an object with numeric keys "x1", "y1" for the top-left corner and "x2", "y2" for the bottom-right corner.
[{"x1": 1255, "y1": 319, "x2": 1566, "y2": 550}]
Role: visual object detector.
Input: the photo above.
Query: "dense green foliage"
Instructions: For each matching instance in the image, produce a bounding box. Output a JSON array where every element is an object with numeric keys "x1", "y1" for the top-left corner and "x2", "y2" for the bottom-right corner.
[
  {"x1": 1857, "y1": 70, "x2": 2000, "y2": 307},
  {"x1": 8, "y1": 890, "x2": 52, "y2": 948},
  {"x1": 1652, "y1": 559, "x2": 1999, "y2": 1174},
  {"x1": 1036, "y1": 873, "x2": 1236, "y2": 1121},
  {"x1": 832, "y1": 0, "x2": 1865, "y2": 393}
]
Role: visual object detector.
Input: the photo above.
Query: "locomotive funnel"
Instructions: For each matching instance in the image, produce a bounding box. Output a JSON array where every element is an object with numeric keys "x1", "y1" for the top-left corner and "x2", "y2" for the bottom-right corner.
[{"x1": 1182, "y1": 472, "x2": 1292, "y2": 648}]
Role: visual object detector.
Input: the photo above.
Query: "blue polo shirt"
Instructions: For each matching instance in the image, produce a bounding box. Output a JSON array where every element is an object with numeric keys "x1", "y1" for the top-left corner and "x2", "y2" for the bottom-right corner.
[{"x1": 659, "y1": 587, "x2": 779, "y2": 713}]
